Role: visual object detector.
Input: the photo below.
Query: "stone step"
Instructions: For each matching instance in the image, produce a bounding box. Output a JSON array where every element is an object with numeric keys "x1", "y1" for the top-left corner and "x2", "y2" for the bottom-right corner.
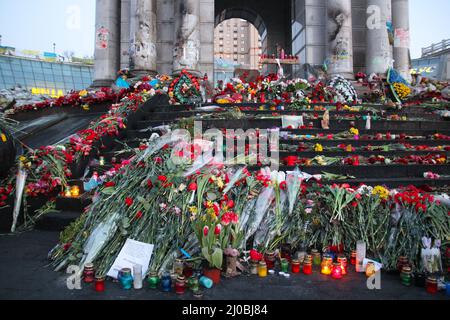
[
  {"x1": 146, "y1": 110, "x2": 441, "y2": 122},
  {"x1": 280, "y1": 139, "x2": 449, "y2": 146},
  {"x1": 324, "y1": 177, "x2": 450, "y2": 188},
  {"x1": 35, "y1": 211, "x2": 82, "y2": 232},
  {"x1": 278, "y1": 150, "x2": 450, "y2": 158},
  {"x1": 249, "y1": 164, "x2": 450, "y2": 179},
  {"x1": 137, "y1": 118, "x2": 450, "y2": 131},
  {"x1": 55, "y1": 196, "x2": 92, "y2": 212}
]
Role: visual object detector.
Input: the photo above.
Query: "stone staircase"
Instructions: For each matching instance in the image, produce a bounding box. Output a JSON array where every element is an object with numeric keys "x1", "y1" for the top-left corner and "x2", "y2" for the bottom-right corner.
[{"x1": 24, "y1": 97, "x2": 450, "y2": 232}]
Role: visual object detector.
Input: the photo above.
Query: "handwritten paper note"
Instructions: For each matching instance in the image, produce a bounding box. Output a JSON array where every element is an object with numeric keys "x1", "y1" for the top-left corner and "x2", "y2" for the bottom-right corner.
[{"x1": 107, "y1": 239, "x2": 154, "y2": 279}]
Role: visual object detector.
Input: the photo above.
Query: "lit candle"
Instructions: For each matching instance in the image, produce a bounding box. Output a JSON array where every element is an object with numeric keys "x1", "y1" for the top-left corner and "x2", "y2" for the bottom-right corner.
[
  {"x1": 291, "y1": 259, "x2": 300, "y2": 274},
  {"x1": 64, "y1": 187, "x2": 72, "y2": 198},
  {"x1": 321, "y1": 256, "x2": 332, "y2": 275},
  {"x1": 337, "y1": 255, "x2": 348, "y2": 275},
  {"x1": 258, "y1": 261, "x2": 268, "y2": 277},
  {"x1": 365, "y1": 262, "x2": 376, "y2": 278},
  {"x1": 70, "y1": 185, "x2": 80, "y2": 198},
  {"x1": 331, "y1": 263, "x2": 343, "y2": 279},
  {"x1": 99, "y1": 156, "x2": 105, "y2": 166}
]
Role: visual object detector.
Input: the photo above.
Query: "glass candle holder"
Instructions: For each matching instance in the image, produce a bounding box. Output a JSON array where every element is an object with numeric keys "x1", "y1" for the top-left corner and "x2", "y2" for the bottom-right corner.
[
  {"x1": 291, "y1": 259, "x2": 300, "y2": 274},
  {"x1": 175, "y1": 275, "x2": 186, "y2": 295},
  {"x1": 258, "y1": 261, "x2": 268, "y2": 277},
  {"x1": 64, "y1": 187, "x2": 72, "y2": 198},
  {"x1": 161, "y1": 273, "x2": 172, "y2": 292},
  {"x1": 147, "y1": 271, "x2": 160, "y2": 289},
  {"x1": 199, "y1": 276, "x2": 213, "y2": 289},
  {"x1": 331, "y1": 263, "x2": 343, "y2": 279},
  {"x1": 425, "y1": 276, "x2": 438, "y2": 294},
  {"x1": 174, "y1": 258, "x2": 184, "y2": 275},
  {"x1": 303, "y1": 257, "x2": 313, "y2": 275},
  {"x1": 400, "y1": 266, "x2": 412, "y2": 286},
  {"x1": 397, "y1": 256, "x2": 409, "y2": 273},
  {"x1": 250, "y1": 259, "x2": 259, "y2": 275},
  {"x1": 296, "y1": 249, "x2": 307, "y2": 264},
  {"x1": 365, "y1": 262, "x2": 376, "y2": 278},
  {"x1": 133, "y1": 264, "x2": 143, "y2": 289},
  {"x1": 119, "y1": 268, "x2": 133, "y2": 290},
  {"x1": 187, "y1": 276, "x2": 199, "y2": 291},
  {"x1": 311, "y1": 249, "x2": 321, "y2": 266},
  {"x1": 321, "y1": 256, "x2": 333, "y2": 275},
  {"x1": 280, "y1": 258, "x2": 289, "y2": 273},
  {"x1": 264, "y1": 252, "x2": 276, "y2": 270},
  {"x1": 337, "y1": 255, "x2": 348, "y2": 275},
  {"x1": 70, "y1": 185, "x2": 80, "y2": 197},
  {"x1": 446, "y1": 282, "x2": 450, "y2": 297},
  {"x1": 350, "y1": 250, "x2": 357, "y2": 265},
  {"x1": 83, "y1": 263, "x2": 95, "y2": 283},
  {"x1": 94, "y1": 275, "x2": 105, "y2": 292},
  {"x1": 183, "y1": 262, "x2": 194, "y2": 278}
]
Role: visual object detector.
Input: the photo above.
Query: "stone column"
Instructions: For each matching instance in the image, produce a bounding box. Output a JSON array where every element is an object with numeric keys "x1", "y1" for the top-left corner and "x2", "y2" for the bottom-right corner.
[
  {"x1": 129, "y1": 0, "x2": 158, "y2": 76},
  {"x1": 120, "y1": 0, "x2": 131, "y2": 70},
  {"x1": 92, "y1": 0, "x2": 121, "y2": 87},
  {"x1": 326, "y1": 0, "x2": 354, "y2": 79},
  {"x1": 173, "y1": 0, "x2": 201, "y2": 76},
  {"x1": 392, "y1": 0, "x2": 411, "y2": 81},
  {"x1": 366, "y1": 0, "x2": 391, "y2": 75}
]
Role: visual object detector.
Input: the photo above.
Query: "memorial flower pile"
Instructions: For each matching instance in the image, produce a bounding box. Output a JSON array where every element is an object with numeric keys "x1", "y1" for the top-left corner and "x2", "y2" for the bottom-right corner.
[{"x1": 46, "y1": 129, "x2": 449, "y2": 277}]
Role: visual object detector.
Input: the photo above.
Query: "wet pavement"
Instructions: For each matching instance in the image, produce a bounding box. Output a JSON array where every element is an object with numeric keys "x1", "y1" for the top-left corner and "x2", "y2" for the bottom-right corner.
[{"x1": 0, "y1": 230, "x2": 448, "y2": 300}]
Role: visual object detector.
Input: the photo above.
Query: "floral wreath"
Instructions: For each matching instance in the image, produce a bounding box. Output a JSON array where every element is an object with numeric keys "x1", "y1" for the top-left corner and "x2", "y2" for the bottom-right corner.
[{"x1": 168, "y1": 69, "x2": 201, "y2": 104}]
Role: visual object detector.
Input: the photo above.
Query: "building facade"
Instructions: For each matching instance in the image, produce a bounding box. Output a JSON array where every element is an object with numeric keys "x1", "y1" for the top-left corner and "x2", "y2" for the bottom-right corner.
[
  {"x1": 214, "y1": 18, "x2": 262, "y2": 70},
  {"x1": 0, "y1": 54, "x2": 93, "y2": 96},
  {"x1": 93, "y1": 0, "x2": 410, "y2": 85}
]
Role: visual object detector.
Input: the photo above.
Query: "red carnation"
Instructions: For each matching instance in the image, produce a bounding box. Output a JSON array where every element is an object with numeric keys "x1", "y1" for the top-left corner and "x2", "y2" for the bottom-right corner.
[
  {"x1": 135, "y1": 211, "x2": 143, "y2": 219},
  {"x1": 105, "y1": 181, "x2": 116, "y2": 188},
  {"x1": 188, "y1": 182, "x2": 197, "y2": 191},
  {"x1": 125, "y1": 197, "x2": 133, "y2": 207}
]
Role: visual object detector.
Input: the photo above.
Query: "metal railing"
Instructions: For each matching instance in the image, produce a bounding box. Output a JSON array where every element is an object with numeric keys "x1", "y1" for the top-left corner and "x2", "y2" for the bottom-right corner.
[{"x1": 421, "y1": 39, "x2": 450, "y2": 57}]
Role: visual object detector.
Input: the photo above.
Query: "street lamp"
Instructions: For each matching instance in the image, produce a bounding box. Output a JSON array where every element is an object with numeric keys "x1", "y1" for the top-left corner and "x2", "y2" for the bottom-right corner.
[{"x1": 53, "y1": 43, "x2": 56, "y2": 53}]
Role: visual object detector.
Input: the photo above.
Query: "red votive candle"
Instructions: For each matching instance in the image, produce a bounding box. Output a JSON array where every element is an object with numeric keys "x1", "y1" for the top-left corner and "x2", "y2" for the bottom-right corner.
[
  {"x1": 94, "y1": 275, "x2": 105, "y2": 292},
  {"x1": 291, "y1": 259, "x2": 301, "y2": 273}
]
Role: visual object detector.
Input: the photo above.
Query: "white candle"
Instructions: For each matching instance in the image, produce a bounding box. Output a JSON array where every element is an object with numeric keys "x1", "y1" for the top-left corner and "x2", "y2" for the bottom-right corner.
[
  {"x1": 356, "y1": 240, "x2": 366, "y2": 273},
  {"x1": 133, "y1": 264, "x2": 143, "y2": 289}
]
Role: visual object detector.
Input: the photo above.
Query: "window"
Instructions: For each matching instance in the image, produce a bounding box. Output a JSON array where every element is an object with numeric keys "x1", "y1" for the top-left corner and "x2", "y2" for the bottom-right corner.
[
  {"x1": 241, "y1": 34, "x2": 245, "y2": 38},
  {"x1": 233, "y1": 40, "x2": 237, "y2": 45},
  {"x1": 241, "y1": 48, "x2": 245, "y2": 52},
  {"x1": 241, "y1": 40, "x2": 245, "y2": 45}
]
